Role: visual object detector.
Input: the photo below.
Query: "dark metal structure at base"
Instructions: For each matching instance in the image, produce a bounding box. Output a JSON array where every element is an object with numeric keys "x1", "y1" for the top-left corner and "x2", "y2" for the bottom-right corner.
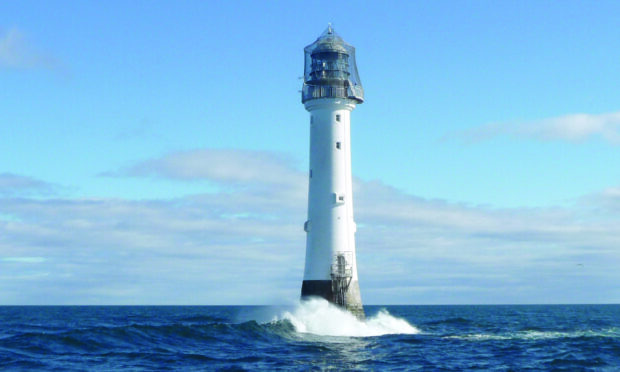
[
  {"x1": 330, "y1": 253, "x2": 351, "y2": 305},
  {"x1": 301, "y1": 279, "x2": 365, "y2": 319}
]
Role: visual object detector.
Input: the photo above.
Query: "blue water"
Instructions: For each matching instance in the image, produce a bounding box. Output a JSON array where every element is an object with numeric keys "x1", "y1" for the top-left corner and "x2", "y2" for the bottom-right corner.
[{"x1": 1, "y1": 302, "x2": 619, "y2": 371}]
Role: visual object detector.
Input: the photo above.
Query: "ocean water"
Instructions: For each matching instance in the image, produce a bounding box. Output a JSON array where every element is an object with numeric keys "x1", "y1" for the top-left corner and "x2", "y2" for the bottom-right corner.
[{"x1": 1, "y1": 300, "x2": 619, "y2": 371}]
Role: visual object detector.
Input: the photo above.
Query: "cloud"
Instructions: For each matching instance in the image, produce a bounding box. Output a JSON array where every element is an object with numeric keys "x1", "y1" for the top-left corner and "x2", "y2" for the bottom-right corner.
[
  {"x1": 451, "y1": 111, "x2": 620, "y2": 144},
  {"x1": 2, "y1": 149, "x2": 620, "y2": 305},
  {"x1": 0, "y1": 28, "x2": 60, "y2": 70},
  {"x1": 106, "y1": 148, "x2": 307, "y2": 195},
  {"x1": 577, "y1": 186, "x2": 620, "y2": 217},
  {"x1": 0, "y1": 193, "x2": 306, "y2": 304},
  {"x1": 0, "y1": 256, "x2": 46, "y2": 263},
  {"x1": 0, "y1": 173, "x2": 57, "y2": 196}
]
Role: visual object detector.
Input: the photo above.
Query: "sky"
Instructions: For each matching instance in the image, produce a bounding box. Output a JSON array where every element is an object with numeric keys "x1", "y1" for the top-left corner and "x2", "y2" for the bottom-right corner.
[{"x1": 1, "y1": 1, "x2": 619, "y2": 305}]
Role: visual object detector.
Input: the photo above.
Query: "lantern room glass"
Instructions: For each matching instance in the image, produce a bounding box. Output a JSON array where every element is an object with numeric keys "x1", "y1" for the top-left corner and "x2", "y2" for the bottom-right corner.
[{"x1": 302, "y1": 26, "x2": 364, "y2": 104}]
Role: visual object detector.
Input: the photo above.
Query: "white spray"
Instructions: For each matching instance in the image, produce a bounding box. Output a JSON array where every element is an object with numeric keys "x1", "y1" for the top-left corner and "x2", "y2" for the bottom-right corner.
[{"x1": 275, "y1": 298, "x2": 419, "y2": 337}]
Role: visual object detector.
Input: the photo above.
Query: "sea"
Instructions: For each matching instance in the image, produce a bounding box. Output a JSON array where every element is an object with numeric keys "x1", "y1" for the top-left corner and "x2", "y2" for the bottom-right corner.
[{"x1": 1, "y1": 299, "x2": 619, "y2": 371}]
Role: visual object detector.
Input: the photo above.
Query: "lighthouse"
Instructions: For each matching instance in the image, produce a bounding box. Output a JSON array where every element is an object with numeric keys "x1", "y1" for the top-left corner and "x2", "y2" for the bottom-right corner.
[{"x1": 300, "y1": 25, "x2": 365, "y2": 319}]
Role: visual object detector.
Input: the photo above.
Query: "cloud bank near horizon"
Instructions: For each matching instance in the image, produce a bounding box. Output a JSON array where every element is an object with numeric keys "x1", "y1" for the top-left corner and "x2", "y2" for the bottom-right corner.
[{"x1": 1, "y1": 149, "x2": 619, "y2": 305}]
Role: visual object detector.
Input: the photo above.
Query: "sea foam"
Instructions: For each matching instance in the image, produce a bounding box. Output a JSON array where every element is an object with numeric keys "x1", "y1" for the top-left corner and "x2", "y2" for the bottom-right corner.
[{"x1": 276, "y1": 298, "x2": 419, "y2": 337}]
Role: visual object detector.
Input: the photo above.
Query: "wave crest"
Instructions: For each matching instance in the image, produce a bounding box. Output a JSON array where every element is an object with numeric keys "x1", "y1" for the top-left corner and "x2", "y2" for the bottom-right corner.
[{"x1": 274, "y1": 298, "x2": 419, "y2": 337}]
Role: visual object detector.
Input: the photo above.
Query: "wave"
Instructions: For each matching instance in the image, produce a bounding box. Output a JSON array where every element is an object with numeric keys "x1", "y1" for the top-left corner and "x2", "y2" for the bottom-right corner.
[
  {"x1": 176, "y1": 315, "x2": 228, "y2": 323},
  {"x1": 273, "y1": 298, "x2": 420, "y2": 337},
  {"x1": 2, "y1": 306, "x2": 619, "y2": 370},
  {"x1": 446, "y1": 327, "x2": 620, "y2": 341},
  {"x1": 423, "y1": 317, "x2": 472, "y2": 326}
]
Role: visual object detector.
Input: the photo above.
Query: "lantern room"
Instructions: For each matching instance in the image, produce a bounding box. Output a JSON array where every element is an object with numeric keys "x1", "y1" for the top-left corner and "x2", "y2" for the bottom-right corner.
[{"x1": 302, "y1": 25, "x2": 364, "y2": 104}]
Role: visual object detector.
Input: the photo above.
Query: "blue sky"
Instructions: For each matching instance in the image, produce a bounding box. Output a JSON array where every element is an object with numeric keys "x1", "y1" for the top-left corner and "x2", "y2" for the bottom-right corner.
[{"x1": 1, "y1": 1, "x2": 619, "y2": 304}]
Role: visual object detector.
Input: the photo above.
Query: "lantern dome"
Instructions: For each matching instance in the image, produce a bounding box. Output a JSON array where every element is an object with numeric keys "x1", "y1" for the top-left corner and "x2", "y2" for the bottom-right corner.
[{"x1": 302, "y1": 25, "x2": 364, "y2": 104}]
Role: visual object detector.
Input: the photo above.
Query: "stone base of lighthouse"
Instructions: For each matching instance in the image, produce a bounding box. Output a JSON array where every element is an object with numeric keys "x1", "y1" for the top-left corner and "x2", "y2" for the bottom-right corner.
[{"x1": 301, "y1": 280, "x2": 365, "y2": 319}]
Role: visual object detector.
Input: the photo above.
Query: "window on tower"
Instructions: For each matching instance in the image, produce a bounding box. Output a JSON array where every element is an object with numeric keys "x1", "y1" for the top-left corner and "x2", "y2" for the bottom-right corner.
[
  {"x1": 334, "y1": 193, "x2": 345, "y2": 204},
  {"x1": 336, "y1": 142, "x2": 341, "y2": 149},
  {"x1": 336, "y1": 114, "x2": 341, "y2": 122}
]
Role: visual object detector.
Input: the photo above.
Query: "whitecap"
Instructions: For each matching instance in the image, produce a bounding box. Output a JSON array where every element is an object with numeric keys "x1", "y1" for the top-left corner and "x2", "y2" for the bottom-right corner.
[{"x1": 274, "y1": 298, "x2": 419, "y2": 337}]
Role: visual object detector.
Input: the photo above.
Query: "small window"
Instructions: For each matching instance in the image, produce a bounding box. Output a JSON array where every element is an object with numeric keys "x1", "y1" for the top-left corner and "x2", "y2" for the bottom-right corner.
[
  {"x1": 336, "y1": 142, "x2": 341, "y2": 149},
  {"x1": 336, "y1": 114, "x2": 341, "y2": 122},
  {"x1": 311, "y1": 116, "x2": 314, "y2": 124},
  {"x1": 334, "y1": 193, "x2": 345, "y2": 204},
  {"x1": 309, "y1": 169, "x2": 313, "y2": 178}
]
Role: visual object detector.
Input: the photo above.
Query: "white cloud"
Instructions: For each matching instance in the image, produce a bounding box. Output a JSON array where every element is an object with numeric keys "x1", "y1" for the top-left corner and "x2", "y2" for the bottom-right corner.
[
  {"x1": 452, "y1": 111, "x2": 620, "y2": 144},
  {"x1": 577, "y1": 186, "x2": 620, "y2": 217},
  {"x1": 1, "y1": 149, "x2": 619, "y2": 304},
  {"x1": 110, "y1": 148, "x2": 306, "y2": 190},
  {"x1": 0, "y1": 28, "x2": 60, "y2": 70}
]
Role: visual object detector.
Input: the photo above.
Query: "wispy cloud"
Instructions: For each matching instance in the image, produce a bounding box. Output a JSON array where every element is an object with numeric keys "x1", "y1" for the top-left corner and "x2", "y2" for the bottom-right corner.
[
  {"x1": 0, "y1": 28, "x2": 61, "y2": 70},
  {"x1": 1, "y1": 256, "x2": 46, "y2": 263},
  {"x1": 0, "y1": 173, "x2": 57, "y2": 196},
  {"x1": 451, "y1": 111, "x2": 620, "y2": 144},
  {"x1": 578, "y1": 186, "x2": 620, "y2": 217},
  {"x1": 106, "y1": 148, "x2": 307, "y2": 194},
  {"x1": 2, "y1": 149, "x2": 619, "y2": 304}
]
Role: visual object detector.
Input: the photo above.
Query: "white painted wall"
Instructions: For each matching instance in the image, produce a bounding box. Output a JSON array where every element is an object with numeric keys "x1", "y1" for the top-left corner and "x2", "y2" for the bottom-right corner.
[{"x1": 303, "y1": 98, "x2": 360, "y2": 282}]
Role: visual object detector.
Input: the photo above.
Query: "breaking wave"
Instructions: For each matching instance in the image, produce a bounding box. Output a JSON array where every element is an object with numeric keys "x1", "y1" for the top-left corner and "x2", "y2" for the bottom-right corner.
[{"x1": 274, "y1": 298, "x2": 420, "y2": 337}]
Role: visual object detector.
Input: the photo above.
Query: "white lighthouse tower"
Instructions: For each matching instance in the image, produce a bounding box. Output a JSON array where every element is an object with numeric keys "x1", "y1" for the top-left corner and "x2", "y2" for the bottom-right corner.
[{"x1": 300, "y1": 25, "x2": 365, "y2": 318}]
